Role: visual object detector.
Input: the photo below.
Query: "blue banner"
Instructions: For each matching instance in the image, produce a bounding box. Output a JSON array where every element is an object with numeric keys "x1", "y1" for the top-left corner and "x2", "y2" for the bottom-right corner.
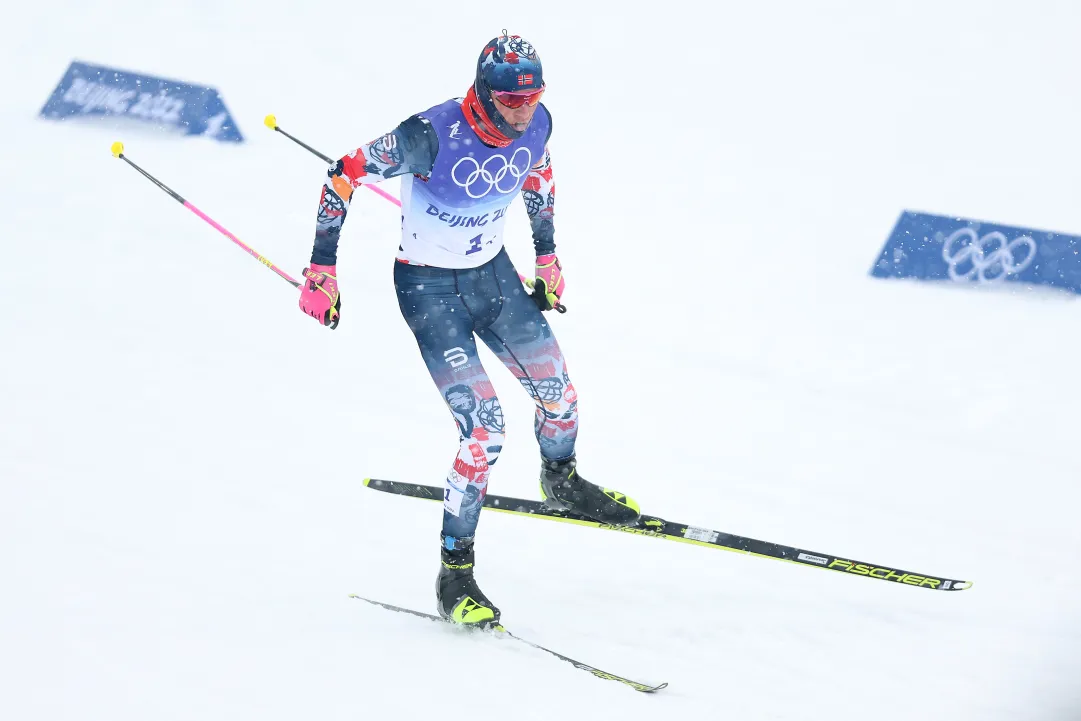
[
  {"x1": 39, "y1": 61, "x2": 243, "y2": 142},
  {"x1": 870, "y1": 211, "x2": 1081, "y2": 295}
]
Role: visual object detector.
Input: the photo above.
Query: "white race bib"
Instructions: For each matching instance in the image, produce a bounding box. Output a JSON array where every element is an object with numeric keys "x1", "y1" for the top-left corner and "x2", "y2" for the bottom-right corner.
[{"x1": 398, "y1": 176, "x2": 513, "y2": 268}]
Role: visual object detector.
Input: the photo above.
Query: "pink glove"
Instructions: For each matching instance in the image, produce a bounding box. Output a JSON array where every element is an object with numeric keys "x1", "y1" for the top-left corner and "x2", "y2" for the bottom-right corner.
[
  {"x1": 299, "y1": 263, "x2": 341, "y2": 329},
  {"x1": 531, "y1": 254, "x2": 565, "y2": 312}
]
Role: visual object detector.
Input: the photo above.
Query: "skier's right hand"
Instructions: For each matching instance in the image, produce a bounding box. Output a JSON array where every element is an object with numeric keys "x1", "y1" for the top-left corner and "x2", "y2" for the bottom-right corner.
[{"x1": 298, "y1": 263, "x2": 341, "y2": 329}]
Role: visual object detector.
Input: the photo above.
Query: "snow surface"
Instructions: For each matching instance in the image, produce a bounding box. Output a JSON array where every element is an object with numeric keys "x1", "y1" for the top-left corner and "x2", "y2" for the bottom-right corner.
[{"x1": 2, "y1": 1, "x2": 1080, "y2": 719}]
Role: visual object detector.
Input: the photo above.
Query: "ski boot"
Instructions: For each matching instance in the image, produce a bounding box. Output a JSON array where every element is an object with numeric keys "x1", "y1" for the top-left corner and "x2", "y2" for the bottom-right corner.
[
  {"x1": 539, "y1": 455, "x2": 641, "y2": 526},
  {"x1": 436, "y1": 534, "x2": 501, "y2": 628}
]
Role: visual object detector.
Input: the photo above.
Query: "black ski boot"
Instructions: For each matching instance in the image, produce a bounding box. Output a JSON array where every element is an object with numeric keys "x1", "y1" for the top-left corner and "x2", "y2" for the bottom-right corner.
[
  {"x1": 539, "y1": 455, "x2": 641, "y2": 526},
  {"x1": 436, "y1": 534, "x2": 501, "y2": 628}
]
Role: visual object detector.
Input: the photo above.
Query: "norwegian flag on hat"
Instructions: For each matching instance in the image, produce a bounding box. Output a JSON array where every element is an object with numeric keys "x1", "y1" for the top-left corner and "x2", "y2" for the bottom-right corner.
[{"x1": 477, "y1": 34, "x2": 543, "y2": 92}]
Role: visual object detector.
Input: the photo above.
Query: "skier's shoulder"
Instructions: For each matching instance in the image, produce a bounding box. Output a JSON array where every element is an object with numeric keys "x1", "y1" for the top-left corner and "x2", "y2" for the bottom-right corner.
[
  {"x1": 391, "y1": 109, "x2": 444, "y2": 174},
  {"x1": 396, "y1": 97, "x2": 463, "y2": 144}
]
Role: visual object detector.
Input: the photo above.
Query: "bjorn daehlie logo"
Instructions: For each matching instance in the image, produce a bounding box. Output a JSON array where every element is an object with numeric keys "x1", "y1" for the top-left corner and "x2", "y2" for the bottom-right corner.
[
  {"x1": 942, "y1": 227, "x2": 1037, "y2": 284},
  {"x1": 451, "y1": 148, "x2": 532, "y2": 199}
]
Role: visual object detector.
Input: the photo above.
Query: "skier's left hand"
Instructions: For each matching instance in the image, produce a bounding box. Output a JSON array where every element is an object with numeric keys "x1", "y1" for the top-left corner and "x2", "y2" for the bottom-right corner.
[{"x1": 531, "y1": 254, "x2": 565, "y2": 312}]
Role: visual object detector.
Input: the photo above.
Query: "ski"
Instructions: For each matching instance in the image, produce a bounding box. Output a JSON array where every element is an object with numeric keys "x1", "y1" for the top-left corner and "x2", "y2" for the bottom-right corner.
[
  {"x1": 349, "y1": 594, "x2": 667, "y2": 694},
  {"x1": 363, "y1": 478, "x2": 972, "y2": 592}
]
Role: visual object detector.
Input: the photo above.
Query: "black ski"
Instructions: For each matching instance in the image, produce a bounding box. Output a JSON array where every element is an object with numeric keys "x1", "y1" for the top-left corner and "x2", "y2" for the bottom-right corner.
[
  {"x1": 363, "y1": 478, "x2": 972, "y2": 592},
  {"x1": 349, "y1": 594, "x2": 667, "y2": 694}
]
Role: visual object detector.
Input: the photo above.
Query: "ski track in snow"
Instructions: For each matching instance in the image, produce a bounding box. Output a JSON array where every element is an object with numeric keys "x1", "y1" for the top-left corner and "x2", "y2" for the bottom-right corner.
[{"x1": 1, "y1": 2, "x2": 1080, "y2": 719}]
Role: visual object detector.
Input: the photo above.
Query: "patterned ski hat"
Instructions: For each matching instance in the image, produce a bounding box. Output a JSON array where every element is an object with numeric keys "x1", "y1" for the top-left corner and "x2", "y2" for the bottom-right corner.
[{"x1": 475, "y1": 32, "x2": 544, "y2": 93}]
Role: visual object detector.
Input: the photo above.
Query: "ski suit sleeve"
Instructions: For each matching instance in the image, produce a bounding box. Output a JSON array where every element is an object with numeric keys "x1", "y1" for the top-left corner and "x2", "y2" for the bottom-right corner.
[
  {"x1": 521, "y1": 145, "x2": 556, "y2": 256},
  {"x1": 310, "y1": 115, "x2": 438, "y2": 265}
]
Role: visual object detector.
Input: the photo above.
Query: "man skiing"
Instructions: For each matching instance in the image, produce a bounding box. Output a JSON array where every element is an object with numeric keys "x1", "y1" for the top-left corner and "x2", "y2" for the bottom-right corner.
[{"x1": 297, "y1": 32, "x2": 640, "y2": 627}]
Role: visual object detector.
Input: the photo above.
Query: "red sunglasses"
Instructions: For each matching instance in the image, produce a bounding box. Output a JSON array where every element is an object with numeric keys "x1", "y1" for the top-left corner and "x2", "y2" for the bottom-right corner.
[{"x1": 491, "y1": 85, "x2": 545, "y2": 109}]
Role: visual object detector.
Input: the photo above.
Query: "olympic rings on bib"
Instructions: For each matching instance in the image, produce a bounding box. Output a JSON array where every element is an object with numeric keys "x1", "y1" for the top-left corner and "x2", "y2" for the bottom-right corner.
[{"x1": 451, "y1": 148, "x2": 533, "y2": 199}]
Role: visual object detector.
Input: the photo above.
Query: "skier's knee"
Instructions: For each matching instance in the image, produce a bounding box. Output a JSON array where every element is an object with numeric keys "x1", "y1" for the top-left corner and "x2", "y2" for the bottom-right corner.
[{"x1": 477, "y1": 430, "x2": 504, "y2": 467}]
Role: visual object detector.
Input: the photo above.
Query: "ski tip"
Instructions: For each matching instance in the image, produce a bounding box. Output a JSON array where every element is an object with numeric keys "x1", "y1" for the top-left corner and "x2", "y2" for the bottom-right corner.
[
  {"x1": 110, "y1": 141, "x2": 124, "y2": 158},
  {"x1": 263, "y1": 114, "x2": 278, "y2": 130},
  {"x1": 362, "y1": 477, "x2": 373, "y2": 487}
]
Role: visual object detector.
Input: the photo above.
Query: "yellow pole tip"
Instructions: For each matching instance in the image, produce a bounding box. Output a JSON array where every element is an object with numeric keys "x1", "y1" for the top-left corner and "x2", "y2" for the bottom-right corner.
[
  {"x1": 110, "y1": 141, "x2": 124, "y2": 157},
  {"x1": 263, "y1": 114, "x2": 278, "y2": 129}
]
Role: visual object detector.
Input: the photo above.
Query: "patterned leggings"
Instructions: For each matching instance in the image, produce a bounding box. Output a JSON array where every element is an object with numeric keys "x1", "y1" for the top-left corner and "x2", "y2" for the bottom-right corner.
[{"x1": 394, "y1": 249, "x2": 578, "y2": 541}]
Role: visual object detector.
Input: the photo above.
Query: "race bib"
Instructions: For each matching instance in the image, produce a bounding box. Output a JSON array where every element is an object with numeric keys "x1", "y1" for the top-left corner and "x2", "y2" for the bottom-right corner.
[{"x1": 400, "y1": 200, "x2": 512, "y2": 268}]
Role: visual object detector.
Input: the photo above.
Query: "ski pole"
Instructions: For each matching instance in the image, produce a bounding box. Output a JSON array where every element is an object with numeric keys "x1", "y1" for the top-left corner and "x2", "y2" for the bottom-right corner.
[
  {"x1": 263, "y1": 115, "x2": 566, "y2": 313},
  {"x1": 110, "y1": 142, "x2": 300, "y2": 288},
  {"x1": 263, "y1": 115, "x2": 402, "y2": 207}
]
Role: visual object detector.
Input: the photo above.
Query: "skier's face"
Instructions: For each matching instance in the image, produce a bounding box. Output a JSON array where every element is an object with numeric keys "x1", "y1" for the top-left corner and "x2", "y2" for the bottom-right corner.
[{"x1": 490, "y1": 91, "x2": 540, "y2": 132}]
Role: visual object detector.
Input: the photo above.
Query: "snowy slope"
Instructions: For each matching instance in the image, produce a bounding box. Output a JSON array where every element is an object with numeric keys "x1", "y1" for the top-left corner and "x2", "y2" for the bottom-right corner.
[{"x1": 1, "y1": 1, "x2": 1080, "y2": 719}]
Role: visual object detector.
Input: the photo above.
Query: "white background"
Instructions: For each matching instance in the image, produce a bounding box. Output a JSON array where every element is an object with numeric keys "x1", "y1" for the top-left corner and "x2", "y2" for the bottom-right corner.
[{"x1": 1, "y1": 1, "x2": 1079, "y2": 719}]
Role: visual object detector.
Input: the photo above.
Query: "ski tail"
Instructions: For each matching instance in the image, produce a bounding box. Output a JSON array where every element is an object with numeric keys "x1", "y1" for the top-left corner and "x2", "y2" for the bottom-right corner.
[{"x1": 349, "y1": 594, "x2": 667, "y2": 693}]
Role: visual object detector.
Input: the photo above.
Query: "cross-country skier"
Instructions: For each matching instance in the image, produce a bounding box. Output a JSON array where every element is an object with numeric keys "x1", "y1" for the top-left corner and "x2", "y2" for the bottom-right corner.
[{"x1": 297, "y1": 32, "x2": 641, "y2": 627}]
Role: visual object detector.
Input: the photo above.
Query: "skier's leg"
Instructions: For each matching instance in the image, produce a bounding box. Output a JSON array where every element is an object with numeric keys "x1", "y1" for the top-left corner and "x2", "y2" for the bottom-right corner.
[
  {"x1": 475, "y1": 251, "x2": 640, "y2": 526},
  {"x1": 394, "y1": 260, "x2": 504, "y2": 625},
  {"x1": 468, "y1": 254, "x2": 577, "y2": 460}
]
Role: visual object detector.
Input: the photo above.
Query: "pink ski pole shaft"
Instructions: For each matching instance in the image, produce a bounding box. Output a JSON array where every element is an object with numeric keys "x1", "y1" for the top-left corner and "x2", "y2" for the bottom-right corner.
[{"x1": 110, "y1": 141, "x2": 301, "y2": 288}]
